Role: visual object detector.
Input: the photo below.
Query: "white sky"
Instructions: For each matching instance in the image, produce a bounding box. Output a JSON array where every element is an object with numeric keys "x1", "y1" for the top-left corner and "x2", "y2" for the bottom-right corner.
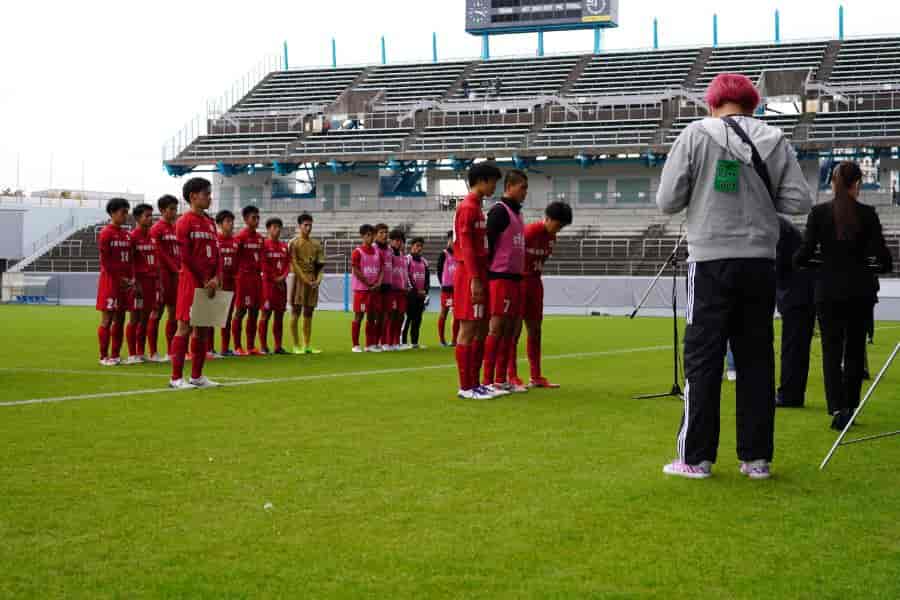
[{"x1": 1, "y1": 0, "x2": 897, "y2": 200}]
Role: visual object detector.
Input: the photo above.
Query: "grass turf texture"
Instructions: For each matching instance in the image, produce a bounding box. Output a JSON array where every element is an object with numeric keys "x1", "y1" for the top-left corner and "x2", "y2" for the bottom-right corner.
[{"x1": 0, "y1": 305, "x2": 898, "y2": 599}]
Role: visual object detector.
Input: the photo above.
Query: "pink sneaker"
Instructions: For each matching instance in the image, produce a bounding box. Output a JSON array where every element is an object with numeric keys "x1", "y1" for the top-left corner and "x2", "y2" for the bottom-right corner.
[
  {"x1": 739, "y1": 460, "x2": 771, "y2": 479},
  {"x1": 663, "y1": 460, "x2": 712, "y2": 479}
]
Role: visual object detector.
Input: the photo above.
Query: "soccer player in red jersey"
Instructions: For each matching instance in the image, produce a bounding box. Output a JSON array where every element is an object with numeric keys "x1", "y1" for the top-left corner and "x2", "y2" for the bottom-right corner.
[
  {"x1": 215, "y1": 210, "x2": 238, "y2": 356},
  {"x1": 147, "y1": 194, "x2": 181, "y2": 362},
  {"x1": 482, "y1": 169, "x2": 529, "y2": 395},
  {"x1": 231, "y1": 205, "x2": 264, "y2": 356},
  {"x1": 350, "y1": 224, "x2": 383, "y2": 353},
  {"x1": 125, "y1": 203, "x2": 159, "y2": 364},
  {"x1": 506, "y1": 201, "x2": 573, "y2": 389},
  {"x1": 436, "y1": 230, "x2": 459, "y2": 347},
  {"x1": 169, "y1": 178, "x2": 220, "y2": 389},
  {"x1": 373, "y1": 223, "x2": 393, "y2": 349},
  {"x1": 258, "y1": 218, "x2": 290, "y2": 355},
  {"x1": 96, "y1": 198, "x2": 134, "y2": 366},
  {"x1": 453, "y1": 162, "x2": 502, "y2": 400}
]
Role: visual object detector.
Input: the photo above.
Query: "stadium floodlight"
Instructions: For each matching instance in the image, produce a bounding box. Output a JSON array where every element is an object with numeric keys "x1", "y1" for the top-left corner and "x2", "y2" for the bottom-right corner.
[{"x1": 820, "y1": 342, "x2": 900, "y2": 470}]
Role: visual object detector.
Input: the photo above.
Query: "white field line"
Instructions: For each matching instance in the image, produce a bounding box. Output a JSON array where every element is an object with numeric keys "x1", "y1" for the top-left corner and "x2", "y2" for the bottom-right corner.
[
  {"x1": 0, "y1": 367, "x2": 248, "y2": 381},
  {"x1": 0, "y1": 345, "x2": 669, "y2": 408}
]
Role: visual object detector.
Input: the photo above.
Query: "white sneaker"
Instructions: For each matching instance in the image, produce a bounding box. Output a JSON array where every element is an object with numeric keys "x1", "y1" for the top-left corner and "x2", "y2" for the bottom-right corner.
[
  {"x1": 457, "y1": 389, "x2": 475, "y2": 399},
  {"x1": 207, "y1": 351, "x2": 222, "y2": 360},
  {"x1": 471, "y1": 387, "x2": 496, "y2": 400},
  {"x1": 365, "y1": 346, "x2": 383, "y2": 353},
  {"x1": 169, "y1": 378, "x2": 196, "y2": 390},
  {"x1": 189, "y1": 376, "x2": 221, "y2": 388},
  {"x1": 726, "y1": 369, "x2": 737, "y2": 382},
  {"x1": 125, "y1": 355, "x2": 144, "y2": 365},
  {"x1": 148, "y1": 353, "x2": 170, "y2": 363},
  {"x1": 485, "y1": 384, "x2": 510, "y2": 397},
  {"x1": 99, "y1": 358, "x2": 119, "y2": 367},
  {"x1": 352, "y1": 346, "x2": 364, "y2": 353}
]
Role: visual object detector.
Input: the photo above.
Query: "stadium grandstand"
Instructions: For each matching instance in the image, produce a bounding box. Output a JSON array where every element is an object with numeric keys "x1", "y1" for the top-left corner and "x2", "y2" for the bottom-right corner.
[{"x1": 10, "y1": 34, "x2": 900, "y2": 282}]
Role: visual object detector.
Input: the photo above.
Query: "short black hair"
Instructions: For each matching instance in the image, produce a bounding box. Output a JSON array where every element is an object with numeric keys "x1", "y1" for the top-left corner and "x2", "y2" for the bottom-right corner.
[
  {"x1": 545, "y1": 201, "x2": 573, "y2": 227},
  {"x1": 297, "y1": 213, "x2": 313, "y2": 225},
  {"x1": 467, "y1": 162, "x2": 502, "y2": 188},
  {"x1": 215, "y1": 210, "x2": 235, "y2": 224},
  {"x1": 131, "y1": 203, "x2": 153, "y2": 219},
  {"x1": 504, "y1": 169, "x2": 528, "y2": 189},
  {"x1": 359, "y1": 224, "x2": 375, "y2": 236},
  {"x1": 375, "y1": 223, "x2": 389, "y2": 233},
  {"x1": 410, "y1": 237, "x2": 425, "y2": 246},
  {"x1": 446, "y1": 229, "x2": 453, "y2": 239},
  {"x1": 389, "y1": 228, "x2": 406, "y2": 242},
  {"x1": 265, "y1": 217, "x2": 283, "y2": 229},
  {"x1": 242, "y1": 205, "x2": 260, "y2": 219},
  {"x1": 106, "y1": 197, "x2": 130, "y2": 216},
  {"x1": 182, "y1": 177, "x2": 211, "y2": 203},
  {"x1": 157, "y1": 194, "x2": 178, "y2": 212}
]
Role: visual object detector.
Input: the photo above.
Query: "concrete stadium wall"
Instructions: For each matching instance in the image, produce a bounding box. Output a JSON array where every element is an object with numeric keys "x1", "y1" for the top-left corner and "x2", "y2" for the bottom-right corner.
[{"x1": 26, "y1": 272, "x2": 900, "y2": 322}]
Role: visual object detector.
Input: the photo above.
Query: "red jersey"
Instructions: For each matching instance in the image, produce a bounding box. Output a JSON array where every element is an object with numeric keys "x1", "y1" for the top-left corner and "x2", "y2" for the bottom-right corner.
[
  {"x1": 453, "y1": 192, "x2": 489, "y2": 273},
  {"x1": 234, "y1": 226, "x2": 264, "y2": 276},
  {"x1": 130, "y1": 227, "x2": 158, "y2": 278},
  {"x1": 261, "y1": 238, "x2": 290, "y2": 282},
  {"x1": 98, "y1": 224, "x2": 133, "y2": 278},
  {"x1": 218, "y1": 234, "x2": 238, "y2": 282},
  {"x1": 176, "y1": 211, "x2": 219, "y2": 285},
  {"x1": 150, "y1": 219, "x2": 180, "y2": 275},
  {"x1": 523, "y1": 221, "x2": 556, "y2": 278}
]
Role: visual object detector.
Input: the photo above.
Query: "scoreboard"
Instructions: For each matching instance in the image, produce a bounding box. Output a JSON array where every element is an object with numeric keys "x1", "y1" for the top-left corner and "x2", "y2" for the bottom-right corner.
[{"x1": 466, "y1": 0, "x2": 620, "y2": 35}]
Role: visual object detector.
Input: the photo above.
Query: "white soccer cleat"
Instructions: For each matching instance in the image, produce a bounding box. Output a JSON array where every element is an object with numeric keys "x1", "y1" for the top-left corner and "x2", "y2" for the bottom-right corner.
[
  {"x1": 147, "y1": 353, "x2": 170, "y2": 363},
  {"x1": 509, "y1": 382, "x2": 529, "y2": 394},
  {"x1": 457, "y1": 389, "x2": 475, "y2": 400},
  {"x1": 125, "y1": 355, "x2": 144, "y2": 365},
  {"x1": 484, "y1": 384, "x2": 510, "y2": 397},
  {"x1": 365, "y1": 345, "x2": 383, "y2": 353},
  {"x1": 352, "y1": 346, "x2": 364, "y2": 353},
  {"x1": 471, "y1": 387, "x2": 496, "y2": 400},
  {"x1": 726, "y1": 369, "x2": 737, "y2": 382},
  {"x1": 169, "y1": 378, "x2": 196, "y2": 390},
  {"x1": 99, "y1": 358, "x2": 119, "y2": 367},
  {"x1": 189, "y1": 376, "x2": 221, "y2": 388}
]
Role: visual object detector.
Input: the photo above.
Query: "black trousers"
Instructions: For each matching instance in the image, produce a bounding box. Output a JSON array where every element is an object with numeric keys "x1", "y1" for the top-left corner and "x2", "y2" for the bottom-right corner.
[
  {"x1": 402, "y1": 293, "x2": 426, "y2": 345},
  {"x1": 679, "y1": 259, "x2": 776, "y2": 464},
  {"x1": 777, "y1": 306, "x2": 816, "y2": 406},
  {"x1": 816, "y1": 299, "x2": 871, "y2": 415}
]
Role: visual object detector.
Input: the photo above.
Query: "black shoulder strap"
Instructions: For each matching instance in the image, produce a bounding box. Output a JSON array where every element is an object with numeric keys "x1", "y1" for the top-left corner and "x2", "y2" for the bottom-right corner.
[{"x1": 721, "y1": 116, "x2": 776, "y2": 205}]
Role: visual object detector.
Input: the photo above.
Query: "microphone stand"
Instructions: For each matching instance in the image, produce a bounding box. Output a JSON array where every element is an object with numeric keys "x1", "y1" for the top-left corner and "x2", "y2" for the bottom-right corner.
[{"x1": 630, "y1": 233, "x2": 687, "y2": 400}]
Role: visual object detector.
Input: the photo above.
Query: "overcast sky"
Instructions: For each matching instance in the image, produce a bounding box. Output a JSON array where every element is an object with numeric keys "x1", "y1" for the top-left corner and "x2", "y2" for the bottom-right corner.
[{"x1": 1, "y1": 0, "x2": 897, "y2": 200}]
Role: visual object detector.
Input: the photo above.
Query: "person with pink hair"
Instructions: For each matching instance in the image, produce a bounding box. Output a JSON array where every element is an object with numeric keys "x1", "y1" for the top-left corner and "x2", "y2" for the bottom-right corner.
[{"x1": 656, "y1": 73, "x2": 814, "y2": 480}]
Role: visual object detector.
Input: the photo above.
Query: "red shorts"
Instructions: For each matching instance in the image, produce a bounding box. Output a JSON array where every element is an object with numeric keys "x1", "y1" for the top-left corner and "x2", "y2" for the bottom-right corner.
[
  {"x1": 159, "y1": 270, "x2": 178, "y2": 307},
  {"x1": 175, "y1": 273, "x2": 201, "y2": 323},
  {"x1": 488, "y1": 278, "x2": 522, "y2": 318},
  {"x1": 440, "y1": 290, "x2": 454, "y2": 310},
  {"x1": 521, "y1": 277, "x2": 544, "y2": 321},
  {"x1": 96, "y1": 272, "x2": 127, "y2": 312},
  {"x1": 236, "y1": 272, "x2": 262, "y2": 310},
  {"x1": 353, "y1": 290, "x2": 381, "y2": 314},
  {"x1": 388, "y1": 290, "x2": 408, "y2": 314},
  {"x1": 128, "y1": 275, "x2": 160, "y2": 313},
  {"x1": 263, "y1": 281, "x2": 288, "y2": 312},
  {"x1": 453, "y1": 266, "x2": 488, "y2": 322}
]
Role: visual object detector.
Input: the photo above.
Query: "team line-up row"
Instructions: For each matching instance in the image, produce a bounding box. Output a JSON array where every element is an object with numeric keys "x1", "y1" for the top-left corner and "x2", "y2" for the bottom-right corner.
[{"x1": 93, "y1": 169, "x2": 572, "y2": 394}]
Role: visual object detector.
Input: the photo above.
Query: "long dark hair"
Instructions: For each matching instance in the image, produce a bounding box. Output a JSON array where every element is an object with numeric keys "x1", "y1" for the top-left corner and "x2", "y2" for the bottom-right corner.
[{"x1": 831, "y1": 161, "x2": 862, "y2": 241}]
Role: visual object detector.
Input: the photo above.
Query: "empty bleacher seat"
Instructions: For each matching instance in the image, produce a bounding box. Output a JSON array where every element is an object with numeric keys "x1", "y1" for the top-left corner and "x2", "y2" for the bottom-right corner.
[
  {"x1": 568, "y1": 49, "x2": 699, "y2": 97},
  {"x1": 694, "y1": 42, "x2": 826, "y2": 90},
  {"x1": 808, "y1": 109, "x2": 900, "y2": 141},
  {"x1": 354, "y1": 62, "x2": 470, "y2": 104},
  {"x1": 451, "y1": 55, "x2": 580, "y2": 101},
  {"x1": 181, "y1": 133, "x2": 299, "y2": 161},
  {"x1": 828, "y1": 38, "x2": 900, "y2": 85},
  {"x1": 665, "y1": 113, "x2": 802, "y2": 144}
]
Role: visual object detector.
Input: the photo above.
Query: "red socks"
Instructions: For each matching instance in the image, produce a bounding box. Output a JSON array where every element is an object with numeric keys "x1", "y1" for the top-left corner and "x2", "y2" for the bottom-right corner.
[
  {"x1": 482, "y1": 335, "x2": 499, "y2": 385},
  {"x1": 147, "y1": 315, "x2": 159, "y2": 355},
  {"x1": 365, "y1": 318, "x2": 377, "y2": 348},
  {"x1": 231, "y1": 316, "x2": 243, "y2": 350},
  {"x1": 126, "y1": 322, "x2": 137, "y2": 358},
  {"x1": 190, "y1": 333, "x2": 207, "y2": 380},
  {"x1": 471, "y1": 339, "x2": 485, "y2": 389},
  {"x1": 98, "y1": 325, "x2": 111, "y2": 360},
  {"x1": 455, "y1": 344, "x2": 472, "y2": 390},
  {"x1": 528, "y1": 334, "x2": 542, "y2": 380},
  {"x1": 246, "y1": 312, "x2": 258, "y2": 350},
  {"x1": 165, "y1": 318, "x2": 177, "y2": 354},
  {"x1": 352, "y1": 320, "x2": 362, "y2": 347},
  {"x1": 452, "y1": 319, "x2": 460, "y2": 345},
  {"x1": 495, "y1": 337, "x2": 512, "y2": 385},
  {"x1": 136, "y1": 322, "x2": 146, "y2": 357},
  {"x1": 273, "y1": 312, "x2": 284, "y2": 351},
  {"x1": 258, "y1": 317, "x2": 269, "y2": 353},
  {"x1": 110, "y1": 320, "x2": 124, "y2": 359},
  {"x1": 507, "y1": 335, "x2": 520, "y2": 381},
  {"x1": 438, "y1": 314, "x2": 447, "y2": 345},
  {"x1": 171, "y1": 334, "x2": 188, "y2": 380}
]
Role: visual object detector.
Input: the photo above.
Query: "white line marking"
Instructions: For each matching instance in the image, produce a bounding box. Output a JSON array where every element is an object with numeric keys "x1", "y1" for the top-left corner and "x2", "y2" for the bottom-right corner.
[
  {"x1": 1, "y1": 345, "x2": 669, "y2": 408},
  {"x1": 0, "y1": 367, "x2": 247, "y2": 380}
]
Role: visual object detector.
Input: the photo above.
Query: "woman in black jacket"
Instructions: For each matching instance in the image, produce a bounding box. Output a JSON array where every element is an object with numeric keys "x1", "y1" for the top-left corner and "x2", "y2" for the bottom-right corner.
[{"x1": 794, "y1": 161, "x2": 894, "y2": 430}]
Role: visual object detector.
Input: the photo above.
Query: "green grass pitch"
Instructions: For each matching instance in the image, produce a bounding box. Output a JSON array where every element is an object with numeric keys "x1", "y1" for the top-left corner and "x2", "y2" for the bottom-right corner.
[{"x1": 1, "y1": 305, "x2": 898, "y2": 599}]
